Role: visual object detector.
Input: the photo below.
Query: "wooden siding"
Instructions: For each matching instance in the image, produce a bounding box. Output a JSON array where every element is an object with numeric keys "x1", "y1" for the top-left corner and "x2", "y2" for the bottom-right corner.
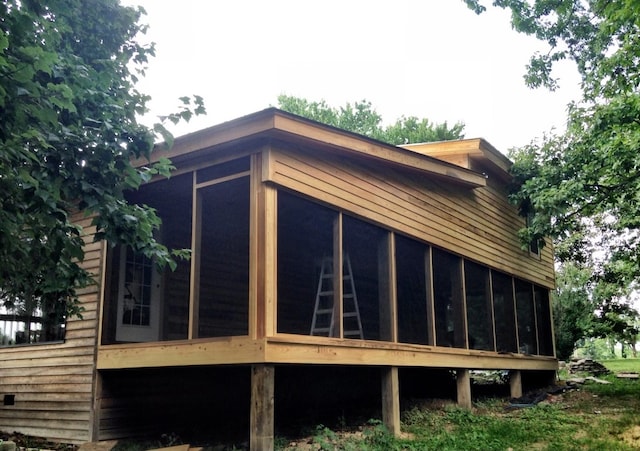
[
  {"x1": 0, "y1": 214, "x2": 100, "y2": 443},
  {"x1": 264, "y1": 145, "x2": 555, "y2": 288}
]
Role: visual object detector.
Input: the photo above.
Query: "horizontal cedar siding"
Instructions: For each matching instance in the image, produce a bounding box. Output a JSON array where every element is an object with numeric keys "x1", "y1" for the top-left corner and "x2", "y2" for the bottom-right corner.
[
  {"x1": 266, "y1": 146, "x2": 554, "y2": 288},
  {"x1": 0, "y1": 213, "x2": 100, "y2": 443}
]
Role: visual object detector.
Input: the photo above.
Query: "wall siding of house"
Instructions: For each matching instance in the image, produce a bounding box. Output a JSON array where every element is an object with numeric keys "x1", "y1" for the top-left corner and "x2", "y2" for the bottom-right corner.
[
  {"x1": 264, "y1": 145, "x2": 554, "y2": 288},
  {"x1": 0, "y1": 214, "x2": 100, "y2": 443}
]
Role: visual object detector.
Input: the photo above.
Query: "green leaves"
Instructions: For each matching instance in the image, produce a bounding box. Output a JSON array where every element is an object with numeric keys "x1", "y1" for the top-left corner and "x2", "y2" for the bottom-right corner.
[
  {"x1": 0, "y1": 0, "x2": 205, "y2": 319},
  {"x1": 276, "y1": 94, "x2": 465, "y2": 145}
]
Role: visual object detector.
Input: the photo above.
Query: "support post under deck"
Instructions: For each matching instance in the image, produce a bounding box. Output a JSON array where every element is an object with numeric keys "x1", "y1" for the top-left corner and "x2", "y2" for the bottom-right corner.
[
  {"x1": 510, "y1": 370, "x2": 523, "y2": 399},
  {"x1": 456, "y1": 369, "x2": 472, "y2": 409},
  {"x1": 250, "y1": 364, "x2": 275, "y2": 451},
  {"x1": 381, "y1": 366, "x2": 401, "y2": 436}
]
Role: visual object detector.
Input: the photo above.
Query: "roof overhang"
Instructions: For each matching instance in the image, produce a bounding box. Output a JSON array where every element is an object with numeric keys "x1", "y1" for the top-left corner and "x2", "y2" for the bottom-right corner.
[
  {"x1": 401, "y1": 138, "x2": 512, "y2": 182},
  {"x1": 136, "y1": 108, "x2": 488, "y2": 189}
]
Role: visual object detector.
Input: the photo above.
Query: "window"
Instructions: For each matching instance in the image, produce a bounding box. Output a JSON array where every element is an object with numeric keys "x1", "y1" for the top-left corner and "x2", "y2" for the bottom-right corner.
[
  {"x1": 432, "y1": 248, "x2": 466, "y2": 348},
  {"x1": 515, "y1": 279, "x2": 537, "y2": 354},
  {"x1": 342, "y1": 215, "x2": 387, "y2": 341},
  {"x1": 196, "y1": 176, "x2": 250, "y2": 338},
  {"x1": 491, "y1": 270, "x2": 518, "y2": 353},
  {"x1": 104, "y1": 172, "x2": 192, "y2": 344},
  {"x1": 396, "y1": 235, "x2": 431, "y2": 345},
  {"x1": 277, "y1": 192, "x2": 336, "y2": 336},
  {"x1": 103, "y1": 160, "x2": 252, "y2": 343},
  {"x1": 534, "y1": 285, "x2": 554, "y2": 356},
  {"x1": 277, "y1": 193, "x2": 388, "y2": 340},
  {"x1": 526, "y1": 212, "x2": 541, "y2": 257},
  {"x1": 464, "y1": 261, "x2": 494, "y2": 351},
  {"x1": 0, "y1": 299, "x2": 65, "y2": 346}
]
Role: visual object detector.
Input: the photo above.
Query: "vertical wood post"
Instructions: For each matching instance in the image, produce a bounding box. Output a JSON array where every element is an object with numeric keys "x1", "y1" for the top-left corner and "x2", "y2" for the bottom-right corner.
[
  {"x1": 509, "y1": 370, "x2": 523, "y2": 399},
  {"x1": 90, "y1": 370, "x2": 103, "y2": 441},
  {"x1": 381, "y1": 366, "x2": 400, "y2": 436},
  {"x1": 250, "y1": 364, "x2": 275, "y2": 451},
  {"x1": 456, "y1": 369, "x2": 472, "y2": 409}
]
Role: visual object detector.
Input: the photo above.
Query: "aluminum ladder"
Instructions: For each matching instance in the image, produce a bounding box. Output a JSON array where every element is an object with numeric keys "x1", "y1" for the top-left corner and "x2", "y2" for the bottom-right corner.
[{"x1": 310, "y1": 253, "x2": 363, "y2": 339}]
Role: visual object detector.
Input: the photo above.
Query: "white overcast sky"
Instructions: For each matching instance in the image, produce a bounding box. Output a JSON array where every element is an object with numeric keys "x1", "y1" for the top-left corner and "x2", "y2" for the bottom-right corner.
[{"x1": 122, "y1": 0, "x2": 582, "y2": 153}]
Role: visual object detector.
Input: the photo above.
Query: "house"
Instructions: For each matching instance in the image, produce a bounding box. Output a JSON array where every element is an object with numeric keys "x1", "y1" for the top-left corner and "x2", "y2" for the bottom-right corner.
[{"x1": 0, "y1": 109, "x2": 557, "y2": 448}]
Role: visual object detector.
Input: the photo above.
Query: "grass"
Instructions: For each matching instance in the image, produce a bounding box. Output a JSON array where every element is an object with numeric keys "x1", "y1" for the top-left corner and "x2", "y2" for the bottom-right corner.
[
  {"x1": 277, "y1": 359, "x2": 640, "y2": 450},
  {"x1": 602, "y1": 358, "x2": 640, "y2": 373}
]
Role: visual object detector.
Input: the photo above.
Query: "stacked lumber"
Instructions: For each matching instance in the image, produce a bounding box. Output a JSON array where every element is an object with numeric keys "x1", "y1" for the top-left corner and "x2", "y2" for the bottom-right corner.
[{"x1": 568, "y1": 358, "x2": 611, "y2": 376}]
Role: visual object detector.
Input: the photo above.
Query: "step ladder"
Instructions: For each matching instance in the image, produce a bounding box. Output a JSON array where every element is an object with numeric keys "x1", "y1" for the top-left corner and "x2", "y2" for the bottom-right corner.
[{"x1": 310, "y1": 253, "x2": 363, "y2": 339}]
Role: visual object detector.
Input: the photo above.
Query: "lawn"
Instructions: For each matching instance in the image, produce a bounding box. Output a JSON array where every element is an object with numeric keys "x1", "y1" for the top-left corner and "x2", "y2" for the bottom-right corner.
[{"x1": 602, "y1": 358, "x2": 640, "y2": 373}]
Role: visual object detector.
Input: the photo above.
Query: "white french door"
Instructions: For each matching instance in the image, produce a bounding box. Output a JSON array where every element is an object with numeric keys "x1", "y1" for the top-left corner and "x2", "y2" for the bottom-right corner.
[{"x1": 116, "y1": 246, "x2": 162, "y2": 342}]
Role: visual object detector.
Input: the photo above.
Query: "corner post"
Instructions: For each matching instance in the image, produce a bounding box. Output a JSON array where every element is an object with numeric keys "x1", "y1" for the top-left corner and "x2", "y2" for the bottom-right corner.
[
  {"x1": 250, "y1": 364, "x2": 275, "y2": 451},
  {"x1": 456, "y1": 369, "x2": 472, "y2": 409},
  {"x1": 381, "y1": 366, "x2": 401, "y2": 436}
]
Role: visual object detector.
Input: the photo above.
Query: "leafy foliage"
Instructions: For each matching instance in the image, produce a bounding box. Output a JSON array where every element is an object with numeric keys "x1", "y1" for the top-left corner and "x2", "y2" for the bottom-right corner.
[
  {"x1": 553, "y1": 263, "x2": 595, "y2": 360},
  {"x1": 464, "y1": 0, "x2": 640, "y2": 345},
  {"x1": 276, "y1": 94, "x2": 465, "y2": 144},
  {"x1": 0, "y1": 0, "x2": 204, "y2": 317}
]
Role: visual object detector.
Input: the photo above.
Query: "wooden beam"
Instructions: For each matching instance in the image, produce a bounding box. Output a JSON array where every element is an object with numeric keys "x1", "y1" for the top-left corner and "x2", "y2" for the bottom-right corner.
[
  {"x1": 378, "y1": 233, "x2": 395, "y2": 342},
  {"x1": 96, "y1": 240, "x2": 108, "y2": 348},
  {"x1": 96, "y1": 337, "x2": 265, "y2": 369},
  {"x1": 488, "y1": 269, "x2": 498, "y2": 352},
  {"x1": 425, "y1": 246, "x2": 436, "y2": 346},
  {"x1": 456, "y1": 369, "x2": 472, "y2": 409},
  {"x1": 250, "y1": 154, "x2": 260, "y2": 339},
  {"x1": 381, "y1": 366, "x2": 400, "y2": 436},
  {"x1": 264, "y1": 336, "x2": 559, "y2": 371},
  {"x1": 250, "y1": 364, "x2": 275, "y2": 451},
  {"x1": 531, "y1": 284, "x2": 541, "y2": 356},
  {"x1": 333, "y1": 215, "x2": 343, "y2": 338},
  {"x1": 90, "y1": 369, "x2": 102, "y2": 441},
  {"x1": 264, "y1": 185, "x2": 278, "y2": 337},
  {"x1": 188, "y1": 172, "x2": 201, "y2": 339},
  {"x1": 509, "y1": 370, "x2": 523, "y2": 399}
]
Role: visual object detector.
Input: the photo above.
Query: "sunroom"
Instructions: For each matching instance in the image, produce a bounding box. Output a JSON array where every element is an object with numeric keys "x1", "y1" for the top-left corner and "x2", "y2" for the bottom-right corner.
[{"x1": 95, "y1": 109, "x2": 557, "y2": 444}]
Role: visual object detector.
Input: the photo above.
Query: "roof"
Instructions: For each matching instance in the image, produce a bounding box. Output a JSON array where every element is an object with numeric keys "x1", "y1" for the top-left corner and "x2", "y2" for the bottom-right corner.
[
  {"x1": 140, "y1": 108, "x2": 489, "y2": 188},
  {"x1": 401, "y1": 138, "x2": 513, "y2": 181}
]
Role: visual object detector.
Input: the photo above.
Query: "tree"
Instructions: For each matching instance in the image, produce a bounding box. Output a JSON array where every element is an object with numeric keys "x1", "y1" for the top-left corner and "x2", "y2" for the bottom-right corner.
[
  {"x1": 464, "y1": 0, "x2": 640, "y2": 345},
  {"x1": 276, "y1": 94, "x2": 465, "y2": 144},
  {"x1": 553, "y1": 263, "x2": 594, "y2": 361},
  {"x1": 0, "y1": 0, "x2": 204, "y2": 317}
]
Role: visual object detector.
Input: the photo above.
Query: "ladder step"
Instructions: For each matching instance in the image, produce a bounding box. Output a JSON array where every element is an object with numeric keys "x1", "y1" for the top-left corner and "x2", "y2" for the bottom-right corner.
[
  {"x1": 316, "y1": 309, "x2": 333, "y2": 315},
  {"x1": 313, "y1": 327, "x2": 330, "y2": 333},
  {"x1": 344, "y1": 330, "x2": 361, "y2": 336},
  {"x1": 318, "y1": 291, "x2": 333, "y2": 296},
  {"x1": 344, "y1": 312, "x2": 358, "y2": 318}
]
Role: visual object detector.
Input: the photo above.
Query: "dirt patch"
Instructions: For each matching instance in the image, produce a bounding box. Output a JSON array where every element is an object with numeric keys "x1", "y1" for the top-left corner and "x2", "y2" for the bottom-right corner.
[
  {"x1": 621, "y1": 425, "x2": 640, "y2": 448},
  {"x1": 0, "y1": 432, "x2": 77, "y2": 451}
]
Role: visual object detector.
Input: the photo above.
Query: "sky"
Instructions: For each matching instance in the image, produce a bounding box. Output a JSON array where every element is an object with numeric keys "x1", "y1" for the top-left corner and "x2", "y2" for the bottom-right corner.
[{"x1": 122, "y1": 0, "x2": 583, "y2": 153}]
